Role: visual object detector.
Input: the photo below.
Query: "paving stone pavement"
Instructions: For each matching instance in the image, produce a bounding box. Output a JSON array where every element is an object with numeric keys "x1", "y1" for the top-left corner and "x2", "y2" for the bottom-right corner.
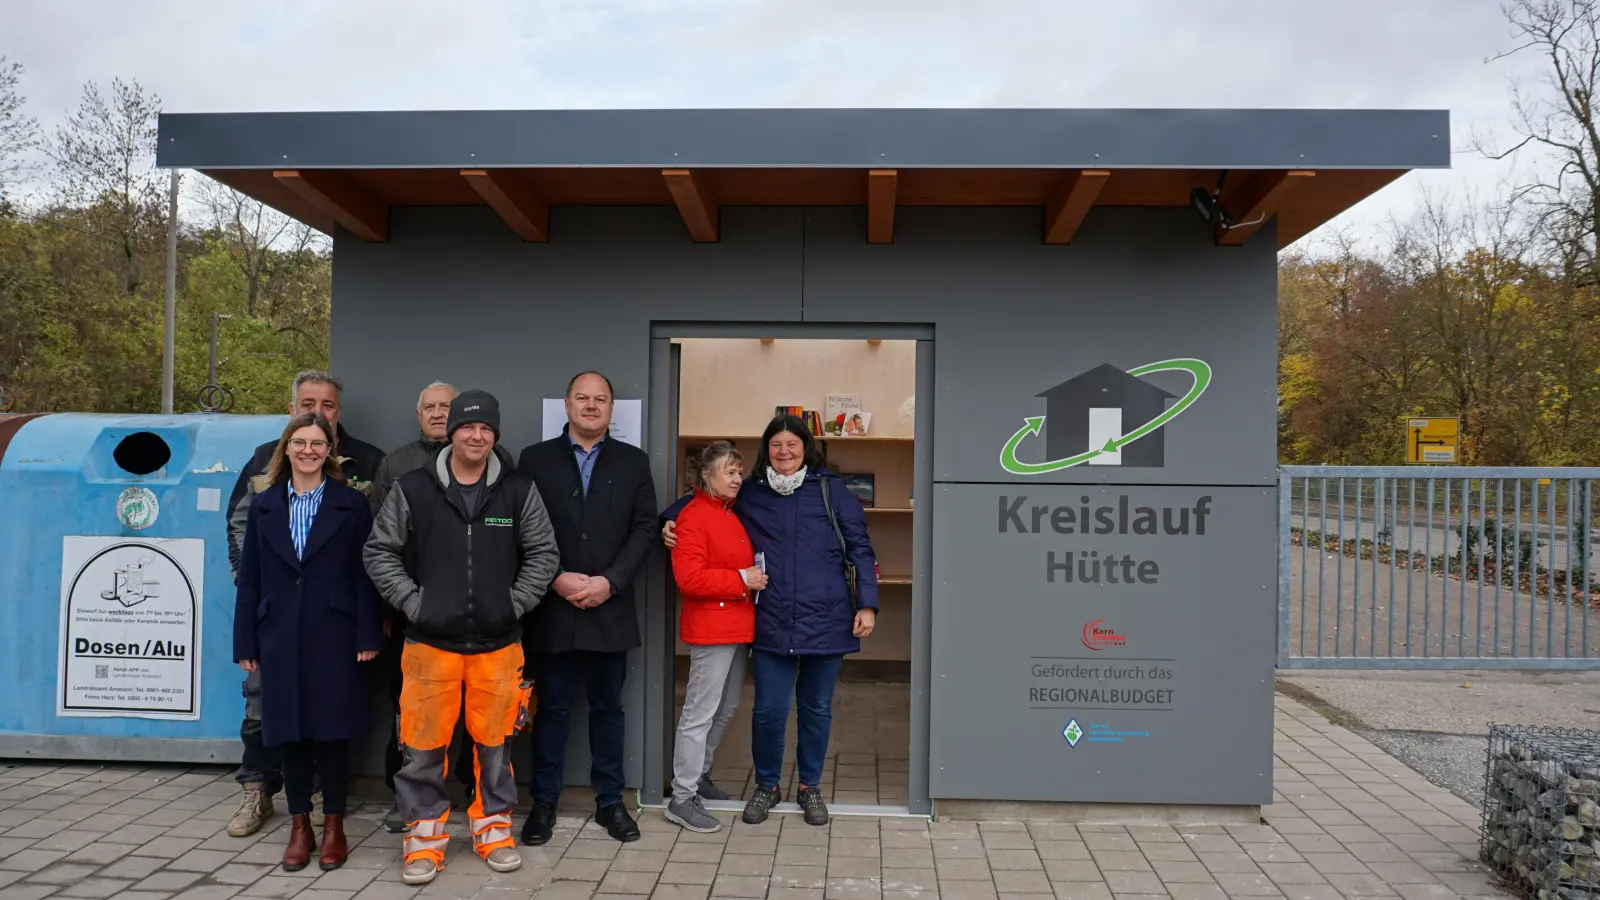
[{"x1": 0, "y1": 694, "x2": 1513, "y2": 900}]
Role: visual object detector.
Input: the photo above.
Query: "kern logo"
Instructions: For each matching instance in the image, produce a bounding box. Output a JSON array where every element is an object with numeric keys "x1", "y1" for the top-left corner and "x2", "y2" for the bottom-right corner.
[
  {"x1": 1062, "y1": 718, "x2": 1084, "y2": 748},
  {"x1": 999, "y1": 359, "x2": 1212, "y2": 476},
  {"x1": 1081, "y1": 619, "x2": 1127, "y2": 651}
]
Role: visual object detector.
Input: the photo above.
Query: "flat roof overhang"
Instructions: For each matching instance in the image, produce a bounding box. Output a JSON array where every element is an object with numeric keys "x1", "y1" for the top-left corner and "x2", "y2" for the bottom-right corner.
[{"x1": 156, "y1": 108, "x2": 1450, "y2": 248}]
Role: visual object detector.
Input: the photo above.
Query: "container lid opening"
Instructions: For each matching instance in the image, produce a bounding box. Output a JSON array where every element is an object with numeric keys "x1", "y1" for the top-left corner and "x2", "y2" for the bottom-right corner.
[{"x1": 113, "y1": 432, "x2": 172, "y2": 476}]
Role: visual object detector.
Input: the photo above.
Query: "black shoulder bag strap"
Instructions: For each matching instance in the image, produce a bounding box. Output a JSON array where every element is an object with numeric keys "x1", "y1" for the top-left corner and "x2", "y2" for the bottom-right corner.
[{"x1": 819, "y1": 475, "x2": 859, "y2": 610}]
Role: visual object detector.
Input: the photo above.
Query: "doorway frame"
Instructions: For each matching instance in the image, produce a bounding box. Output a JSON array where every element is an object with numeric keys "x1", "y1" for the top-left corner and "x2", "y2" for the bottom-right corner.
[{"x1": 642, "y1": 321, "x2": 935, "y2": 818}]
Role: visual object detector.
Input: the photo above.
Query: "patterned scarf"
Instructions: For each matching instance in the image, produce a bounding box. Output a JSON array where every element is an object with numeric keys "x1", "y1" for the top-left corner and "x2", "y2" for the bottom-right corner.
[{"x1": 767, "y1": 465, "x2": 807, "y2": 496}]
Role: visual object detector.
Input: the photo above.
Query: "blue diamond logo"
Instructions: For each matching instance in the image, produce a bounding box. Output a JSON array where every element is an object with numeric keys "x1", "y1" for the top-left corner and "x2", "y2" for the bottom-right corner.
[{"x1": 1063, "y1": 718, "x2": 1083, "y2": 748}]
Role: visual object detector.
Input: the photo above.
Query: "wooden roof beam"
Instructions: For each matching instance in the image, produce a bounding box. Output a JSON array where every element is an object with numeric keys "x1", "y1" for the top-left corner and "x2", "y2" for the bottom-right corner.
[
  {"x1": 868, "y1": 169, "x2": 897, "y2": 243},
  {"x1": 272, "y1": 170, "x2": 388, "y2": 242},
  {"x1": 1215, "y1": 170, "x2": 1315, "y2": 246},
  {"x1": 461, "y1": 169, "x2": 549, "y2": 242},
  {"x1": 1043, "y1": 169, "x2": 1110, "y2": 245},
  {"x1": 662, "y1": 169, "x2": 719, "y2": 242}
]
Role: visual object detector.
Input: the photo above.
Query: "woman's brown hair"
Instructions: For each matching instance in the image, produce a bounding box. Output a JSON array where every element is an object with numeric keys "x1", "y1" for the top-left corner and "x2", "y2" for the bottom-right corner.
[
  {"x1": 697, "y1": 440, "x2": 744, "y2": 488},
  {"x1": 263, "y1": 412, "x2": 345, "y2": 486}
]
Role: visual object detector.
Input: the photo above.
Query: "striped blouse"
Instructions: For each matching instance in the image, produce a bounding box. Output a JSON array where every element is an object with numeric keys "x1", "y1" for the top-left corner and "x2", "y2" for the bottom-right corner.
[{"x1": 287, "y1": 480, "x2": 326, "y2": 559}]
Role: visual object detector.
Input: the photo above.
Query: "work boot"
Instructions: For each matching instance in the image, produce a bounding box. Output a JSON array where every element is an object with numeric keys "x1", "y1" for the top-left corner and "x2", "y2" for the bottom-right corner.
[
  {"x1": 697, "y1": 777, "x2": 731, "y2": 801},
  {"x1": 742, "y1": 785, "x2": 781, "y2": 825},
  {"x1": 281, "y1": 814, "x2": 316, "y2": 871},
  {"x1": 665, "y1": 795, "x2": 722, "y2": 834},
  {"x1": 485, "y1": 846, "x2": 522, "y2": 873},
  {"x1": 383, "y1": 801, "x2": 407, "y2": 834},
  {"x1": 319, "y1": 814, "x2": 348, "y2": 870},
  {"x1": 798, "y1": 786, "x2": 830, "y2": 827},
  {"x1": 227, "y1": 784, "x2": 274, "y2": 837},
  {"x1": 309, "y1": 791, "x2": 325, "y2": 827},
  {"x1": 402, "y1": 858, "x2": 439, "y2": 885}
]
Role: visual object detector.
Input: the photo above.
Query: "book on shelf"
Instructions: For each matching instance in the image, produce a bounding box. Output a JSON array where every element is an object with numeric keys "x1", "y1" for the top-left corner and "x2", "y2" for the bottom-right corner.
[
  {"x1": 838, "y1": 472, "x2": 875, "y2": 507},
  {"x1": 823, "y1": 394, "x2": 861, "y2": 435}
]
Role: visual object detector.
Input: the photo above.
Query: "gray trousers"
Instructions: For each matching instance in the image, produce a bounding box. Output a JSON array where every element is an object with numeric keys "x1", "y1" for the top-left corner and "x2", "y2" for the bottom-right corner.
[{"x1": 671, "y1": 644, "x2": 747, "y2": 802}]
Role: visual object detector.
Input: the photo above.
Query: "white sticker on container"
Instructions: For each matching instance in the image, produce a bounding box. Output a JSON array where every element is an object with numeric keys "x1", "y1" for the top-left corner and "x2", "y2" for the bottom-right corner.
[{"x1": 196, "y1": 487, "x2": 221, "y2": 512}]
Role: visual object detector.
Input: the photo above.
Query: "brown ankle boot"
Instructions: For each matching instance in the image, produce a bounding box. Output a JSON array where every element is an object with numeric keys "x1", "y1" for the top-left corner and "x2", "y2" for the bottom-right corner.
[
  {"x1": 282, "y1": 814, "x2": 316, "y2": 871},
  {"x1": 319, "y1": 813, "x2": 348, "y2": 870}
]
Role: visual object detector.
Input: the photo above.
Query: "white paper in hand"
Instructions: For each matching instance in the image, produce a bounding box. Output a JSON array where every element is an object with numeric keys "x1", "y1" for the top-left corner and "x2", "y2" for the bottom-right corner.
[{"x1": 753, "y1": 551, "x2": 766, "y2": 604}]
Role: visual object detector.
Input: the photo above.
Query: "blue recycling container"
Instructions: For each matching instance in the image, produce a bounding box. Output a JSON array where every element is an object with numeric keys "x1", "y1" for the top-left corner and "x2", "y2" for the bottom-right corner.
[{"x1": 0, "y1": 413, "x2": 288, "y2": 763}]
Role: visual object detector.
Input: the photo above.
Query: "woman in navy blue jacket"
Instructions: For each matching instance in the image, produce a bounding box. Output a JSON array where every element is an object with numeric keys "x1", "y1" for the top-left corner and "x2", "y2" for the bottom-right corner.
[{"x1": 661, "y1": 415, "x2": 878, "y2": 826}]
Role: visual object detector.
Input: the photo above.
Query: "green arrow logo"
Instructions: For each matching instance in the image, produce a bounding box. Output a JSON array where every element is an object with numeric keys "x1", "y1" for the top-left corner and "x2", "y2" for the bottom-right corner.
[{"x1": 998, "y1": 358, "x2": 1212, "y2": 476}]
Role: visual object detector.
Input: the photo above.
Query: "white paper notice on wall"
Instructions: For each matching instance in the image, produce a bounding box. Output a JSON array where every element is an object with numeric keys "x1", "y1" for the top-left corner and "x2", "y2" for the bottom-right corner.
[
  {"x1": 542, "y1": 398, "x2": 643, "y2": 448},
  {"x1": 57, "y1": 536, "x2": 203, "y2": 720},
  {"x1": 195, "y1": 487, "x2": 221, "y2": 512}
]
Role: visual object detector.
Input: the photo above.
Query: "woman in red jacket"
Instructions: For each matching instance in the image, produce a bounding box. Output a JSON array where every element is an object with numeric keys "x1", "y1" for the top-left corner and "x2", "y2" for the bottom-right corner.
[{"x1": 665, "y1": 441, "x2": 765, "y2": 833}]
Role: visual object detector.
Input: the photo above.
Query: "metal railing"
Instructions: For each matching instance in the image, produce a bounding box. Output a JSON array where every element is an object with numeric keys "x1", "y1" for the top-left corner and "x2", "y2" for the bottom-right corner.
[{"x1": 1277, "y1": 467, "x2": 1600, "y2": 669}]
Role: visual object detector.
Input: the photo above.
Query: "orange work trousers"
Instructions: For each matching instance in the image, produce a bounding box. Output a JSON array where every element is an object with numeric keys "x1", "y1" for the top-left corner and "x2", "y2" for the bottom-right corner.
[{"x1": 396, "y1": 640, "x2": 531, "y2": 866}]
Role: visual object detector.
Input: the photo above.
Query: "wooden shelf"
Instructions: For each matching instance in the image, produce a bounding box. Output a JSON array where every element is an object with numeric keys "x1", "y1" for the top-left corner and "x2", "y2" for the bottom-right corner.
[
  {"x1": 878, "y1": 575, "x2": 912, "y2": 585},
  {"x1": 863, "y1": 507, "x2": 912, "y2": 514}
]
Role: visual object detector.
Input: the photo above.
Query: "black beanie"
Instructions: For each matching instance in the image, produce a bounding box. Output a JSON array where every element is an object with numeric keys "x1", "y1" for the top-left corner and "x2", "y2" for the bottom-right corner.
[{"x1": 447, "y1": 389, "x2": 501, "y2": 439}]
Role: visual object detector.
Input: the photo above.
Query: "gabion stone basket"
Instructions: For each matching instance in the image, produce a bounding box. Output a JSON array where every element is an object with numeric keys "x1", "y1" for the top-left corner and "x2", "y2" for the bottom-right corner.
[{"x1": 1483, "y1": 724, "x2": 1600, "y2": 900}]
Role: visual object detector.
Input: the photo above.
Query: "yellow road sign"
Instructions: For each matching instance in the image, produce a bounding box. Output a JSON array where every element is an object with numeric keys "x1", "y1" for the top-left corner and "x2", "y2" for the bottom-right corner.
[{"x1": 1406, "y1": 417, "x2": 1459, "y2": 464}]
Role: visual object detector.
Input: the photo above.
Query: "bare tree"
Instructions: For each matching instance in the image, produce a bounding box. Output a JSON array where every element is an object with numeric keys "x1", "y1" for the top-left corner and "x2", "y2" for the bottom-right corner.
[
  {"x1": 195, "y1": 177, "x2": 326, "y2": 318},
  {"x1": 47, "y1": 77, "x2": 163, "y2": 295},
  {"x1": 0, "y1": 56, "x2": 40, "y2": 202},
  {"x1": 1485, "y1": 0, "x2": 1600, "y2": 276}
]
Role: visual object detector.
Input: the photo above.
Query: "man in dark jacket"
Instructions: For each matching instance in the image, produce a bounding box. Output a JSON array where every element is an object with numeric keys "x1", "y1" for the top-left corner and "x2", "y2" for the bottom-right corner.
[
  {"x1": 223, "y1": 369, "x2": 385, "y2": 840},
  {"x1": 366, "y1": 380, "x2": 477, "y2": 834},
  {"x1": 517, "y1": 371, "x2": 657, "y2": 845},
  {"x1": 364, "y1": 389, "x2": 559, "y2": 886}
]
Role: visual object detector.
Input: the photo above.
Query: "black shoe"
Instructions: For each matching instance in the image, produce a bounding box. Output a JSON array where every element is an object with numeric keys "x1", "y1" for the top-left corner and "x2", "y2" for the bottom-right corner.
[
  {"x1": 521, "y1": 801, "x2": 555, "y2": 846},
  {"x1": 697, "y1": 777, "x2": 731, "y2": 801},
  {"x1": 596, "y1": 803, "x2": 640, "y2": 843},
  {"x1": 798, "y1": 786, "x2": 829, "y2": 826},
  {"x1": 742, "y1": 785, "x2": 781, "y2": 825}
]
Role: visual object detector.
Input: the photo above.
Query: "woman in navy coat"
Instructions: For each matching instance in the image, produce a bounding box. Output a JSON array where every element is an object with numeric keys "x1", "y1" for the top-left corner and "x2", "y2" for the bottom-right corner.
[
  {"x1": 234, "y1": 412, "x2": 384, "y2": 873},
  {"x1": 661, "y1": 415, "x2": 879, "y2": 828}
]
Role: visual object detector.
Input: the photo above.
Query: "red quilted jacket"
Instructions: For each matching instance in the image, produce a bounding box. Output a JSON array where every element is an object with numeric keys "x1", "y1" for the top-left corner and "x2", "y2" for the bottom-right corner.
[{"x1": 672, "y1": 489, "x2": 757, "y2": 645}]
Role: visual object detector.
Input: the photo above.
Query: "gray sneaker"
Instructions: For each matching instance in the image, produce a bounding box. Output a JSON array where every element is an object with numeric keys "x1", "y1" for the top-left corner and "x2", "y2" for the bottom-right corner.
[
  {"x1": 309, "y1": 791, "x2": 325, "y2": 827},
  {"x1": 382, "y1": 802, "x2": 407, "y2": 834},
  {"x1": 664, "y1": 795, "x2": 723, "y2": 833}
]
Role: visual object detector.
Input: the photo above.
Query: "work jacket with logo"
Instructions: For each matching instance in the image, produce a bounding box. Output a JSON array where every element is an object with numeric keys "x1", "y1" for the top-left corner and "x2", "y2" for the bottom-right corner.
[{"x1": 363, "y1": 446, "x2": 560, "y2": 655}]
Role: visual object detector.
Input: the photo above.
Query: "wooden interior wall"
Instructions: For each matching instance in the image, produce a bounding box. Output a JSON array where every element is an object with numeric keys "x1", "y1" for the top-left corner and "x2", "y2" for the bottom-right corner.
[
  {"x1": 676, "y1": 338, "x2": 917, "y2": 439},
  {"x1": 673, "y1": 338, "x2": 917, "y2": 663}
]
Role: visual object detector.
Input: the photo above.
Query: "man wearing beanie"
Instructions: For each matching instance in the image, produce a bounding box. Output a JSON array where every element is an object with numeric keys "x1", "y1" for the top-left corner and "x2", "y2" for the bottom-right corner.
[{"x1": 364, "y1": 389, "x2": 560, "y2": 886}]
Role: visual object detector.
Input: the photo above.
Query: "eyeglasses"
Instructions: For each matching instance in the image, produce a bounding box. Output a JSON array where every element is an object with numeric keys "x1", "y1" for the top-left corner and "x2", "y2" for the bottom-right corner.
[{"x1": 288, "y1": 439, "x2": 329, "y2": 452}]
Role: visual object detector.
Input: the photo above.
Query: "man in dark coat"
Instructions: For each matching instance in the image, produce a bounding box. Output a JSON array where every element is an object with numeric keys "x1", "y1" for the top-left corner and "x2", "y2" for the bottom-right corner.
[
  {"x1": 224, "y1": 370, "x2": 385, "y2": 839},
  {"x1": 517, "y1": 371, "x2": 657, "y2": 845}
]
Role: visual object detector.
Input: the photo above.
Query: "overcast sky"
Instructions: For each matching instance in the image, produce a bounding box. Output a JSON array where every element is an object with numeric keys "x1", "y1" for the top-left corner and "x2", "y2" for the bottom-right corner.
[{"x1": 2, "y1": 0, "x2": 1559, "y2": 250}]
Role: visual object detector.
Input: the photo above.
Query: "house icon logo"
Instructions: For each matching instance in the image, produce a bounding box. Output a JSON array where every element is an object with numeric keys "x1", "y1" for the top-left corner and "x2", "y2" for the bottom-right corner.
[{"x1": 998, "y1": 358, "x2": 1213, "y2": 476}]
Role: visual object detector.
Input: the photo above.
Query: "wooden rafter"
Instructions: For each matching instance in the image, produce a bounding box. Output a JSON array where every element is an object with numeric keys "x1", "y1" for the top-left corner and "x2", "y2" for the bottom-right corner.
[
  {"x1": 272, "y1": 170, "x2": 388, "y2": 242},
  {"x1": 1215, "y1": 170, "x2": 1315, "y2": 246},
  {"x1": 461, "y1": 169, "x2": 549, "y2": 242},
  {"x1": 662, "y1": 169, "x2": 719, "y2": 242},
  {"x1": 868, "y1": 169, "x2": 897, "y2": 243},
  {"x1": 1043, "y1": 170, "x2": 1110, "y2": 245}
]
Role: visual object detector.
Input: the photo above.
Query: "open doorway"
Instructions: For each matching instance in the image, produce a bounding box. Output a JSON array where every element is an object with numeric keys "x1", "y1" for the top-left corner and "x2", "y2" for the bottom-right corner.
[{"x1": 661, "y1": 336, "x2": 922, "y2": 816}]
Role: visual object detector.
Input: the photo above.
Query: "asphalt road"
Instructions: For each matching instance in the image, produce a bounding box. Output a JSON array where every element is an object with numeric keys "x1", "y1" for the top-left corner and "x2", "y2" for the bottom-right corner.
[{"x1": 1288, "y1": 511, "x2": 1590, "y2": 576}]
